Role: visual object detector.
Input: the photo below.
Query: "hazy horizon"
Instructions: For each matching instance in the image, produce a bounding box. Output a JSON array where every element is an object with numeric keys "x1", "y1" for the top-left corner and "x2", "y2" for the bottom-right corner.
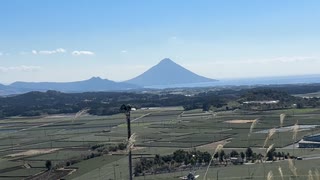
[
  {"x1": 1, "y1": 0, "x2": 320, "y2": 84},
  {"x1": 2, "y1": 70, "x2": 320, "y2": 85}
]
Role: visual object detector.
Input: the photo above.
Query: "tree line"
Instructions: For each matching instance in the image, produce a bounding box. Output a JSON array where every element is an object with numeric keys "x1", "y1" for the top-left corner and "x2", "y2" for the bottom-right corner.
[{"x1": 133, "y1": 147, "x2": 296, "y2": 176}]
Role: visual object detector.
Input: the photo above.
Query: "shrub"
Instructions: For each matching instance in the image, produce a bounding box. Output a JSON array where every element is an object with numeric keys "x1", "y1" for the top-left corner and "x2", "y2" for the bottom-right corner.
[{"x1": 45, "y1": 160, "x2": 52, "y2": 170}]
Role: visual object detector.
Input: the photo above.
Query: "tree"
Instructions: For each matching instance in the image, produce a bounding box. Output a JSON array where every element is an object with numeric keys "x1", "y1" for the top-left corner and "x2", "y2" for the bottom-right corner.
[
  {"x1": 252, "y1": 153, "x2": 257, "y2": 160},
  {"x1": 118, "y1": 142, "x2": 126, "y2": 150},
  {"x1": 202, "y1": 152, "x2": 211, "y2": 164},
  {"x1": 134, "y1": 162, "x2": 142, "y2": 176},
  {"x1": 173, "y1": 149, "x2": 187, "y2": 163},
  {"x1": 219, "y1": 150, "x2": 225, "y2": 162},
  {"x1": 190, "y1": 158, "x2": 196, "y2": 166},
  {"x1": 281, "y1": 152, "x2": 286, "y2": 160},
  {"x1": 266, "y1": 147, "x2": 276, "y2": 161},
  {"x1": 161, "y1": 155, "x2": 173, "y2": 163},
  {"x1": 184, "y1": 157, "x2": 190, "y2": 165},
  {"x1": 45, "y1": 160, "x2": 52, "y2": 170},
  {"x1": 214, "y1": 152, "x2": 219, "y2": 160},
  {"x1": 154, "y1": 154, "x2": 161, "y2": 165},
  {"x1": 277, "y1": 152, "x2": 282, "y2": 160},
  {"x1": 202, "y1": 103, "x2": 211, "y2": 111},
  {"x1": 286, "y1": 152, "x2": 290, "y2": 159},
  {"x1": 245, "y1": 147, "x2": 253, "y2": 160},
  {"x1": 230, "y1": 150, "x2": 239, "y2": 157},
  {"x1": 296, "y1": 103, "x2": 304, "y2": 109},
  {"x1": 257, "y1": 153, "x2": 263, "y2": 163},
  {"x1": 240, "y1": 152, "x2": 245, "y2": 160},
  {"x1": 198, "y1": 158, "x2": 203, "y2": 164}
]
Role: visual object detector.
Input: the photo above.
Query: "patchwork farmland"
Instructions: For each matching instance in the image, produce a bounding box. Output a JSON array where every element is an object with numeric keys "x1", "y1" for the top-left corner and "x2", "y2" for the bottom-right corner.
[{"x1": 1, "y1": 107, "x2": 320, "y2": 179}]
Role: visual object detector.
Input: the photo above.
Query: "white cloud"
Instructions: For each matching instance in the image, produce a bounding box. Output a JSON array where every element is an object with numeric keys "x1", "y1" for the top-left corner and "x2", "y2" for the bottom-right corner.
[
  {"x1": 71, "y1": 50, "x2": 95, "y2": 56},
  {"x1": 0, "y1": 52, "x2": 3, "y2": 56},
  {"x1": 32, "y1": 48, "x2": 66, "y2": 55},
  {"x1": 55, "y1": 48, "x2": 66, "y2": 53},
  {"x1": 39, "y1": 51, "x2": 55, "y2": 55},
  {"x1": 0, "y1": 65, "x2": 41, "y2": 73},
  {"x1": 121, "y1": 50, "x2": 128, "y2": 53}
]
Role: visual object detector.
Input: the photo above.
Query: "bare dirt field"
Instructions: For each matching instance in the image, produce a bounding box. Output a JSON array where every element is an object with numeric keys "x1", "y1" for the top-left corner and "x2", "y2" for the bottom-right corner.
[
  {"x1": 224, "y1": 120, "x2": 256, "y2": 124},
  {"x1": 6, "y1": 148, "x2": 61, "y2": 158}
]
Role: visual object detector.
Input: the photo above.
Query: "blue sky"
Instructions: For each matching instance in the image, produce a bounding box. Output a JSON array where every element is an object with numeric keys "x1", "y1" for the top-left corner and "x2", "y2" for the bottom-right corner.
[{"x1": 1, "y1": 0, "x2": 320, "y2": 83}]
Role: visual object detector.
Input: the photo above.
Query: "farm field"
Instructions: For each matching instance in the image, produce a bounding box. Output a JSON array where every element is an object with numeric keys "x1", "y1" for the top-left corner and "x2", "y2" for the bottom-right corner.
[
  {"x1": 1, "y1": 106, "x2": 320, "y2": 179},
  {"x1": 294, "y1": 91, "x2": 320, "y2": 98}
]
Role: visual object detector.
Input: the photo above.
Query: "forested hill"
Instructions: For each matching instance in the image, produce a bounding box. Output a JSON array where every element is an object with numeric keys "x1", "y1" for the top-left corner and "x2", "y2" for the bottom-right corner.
[
  {"x1": 252, "y1": 83, "x2": 320, "y2": 95},
  {"x1": 1, "y1": 84, "x2": 320, "y2": 119},
  {"x1": 0, "y1": 90, "x2": 192, "y2": 117},
  {"x1": 239, "y1": 89, "x2": 293, "y2": 101}
]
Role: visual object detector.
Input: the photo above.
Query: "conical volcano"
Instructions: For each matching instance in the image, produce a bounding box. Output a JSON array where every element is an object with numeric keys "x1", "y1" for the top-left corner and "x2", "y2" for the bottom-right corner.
[{"x1": 125, "y1": 58, "x2": 217, "y2": 86}]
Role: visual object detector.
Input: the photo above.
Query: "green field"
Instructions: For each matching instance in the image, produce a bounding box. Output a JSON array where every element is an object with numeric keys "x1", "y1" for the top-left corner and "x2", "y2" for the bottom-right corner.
[{"x1": 1, "y1": 107, "x2": 320, "y2": 179}]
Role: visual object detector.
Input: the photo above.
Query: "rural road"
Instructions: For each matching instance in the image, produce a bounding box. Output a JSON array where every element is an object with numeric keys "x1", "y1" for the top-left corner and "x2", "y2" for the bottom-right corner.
[{"x1": 131, "y1": 113, "x2": 151, "y2": 122}]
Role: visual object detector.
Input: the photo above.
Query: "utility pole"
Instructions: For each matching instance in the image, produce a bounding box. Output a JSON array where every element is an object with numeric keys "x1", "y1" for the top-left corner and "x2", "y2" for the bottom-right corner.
[
  {"x1": 120, "y1": 104, "x2": 133, "y2": 180},
  {"x1": 216, "y1": 169, "x2": 219, "y2": 180},
  {"x1": 113, "y1": 164, "x2": 117, "y2": 180}
]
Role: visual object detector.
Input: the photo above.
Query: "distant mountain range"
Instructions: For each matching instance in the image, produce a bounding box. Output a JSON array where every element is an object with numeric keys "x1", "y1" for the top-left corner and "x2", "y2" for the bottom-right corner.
[
  {"x1": 0, "y1": 58, "x2": 218, "y2": 95},
  {"x1": 2, "y1": 58, "x2": 320, "y2": 96},
  {"x1": 0, "y1": 77, "x2": 140, "y2": 96},
  {"x1": 13, "y1": 76, "x2": 139, "y2": 91},
  {"x1": 125, "y1": 58, "x2": 217, "y2": 86}
]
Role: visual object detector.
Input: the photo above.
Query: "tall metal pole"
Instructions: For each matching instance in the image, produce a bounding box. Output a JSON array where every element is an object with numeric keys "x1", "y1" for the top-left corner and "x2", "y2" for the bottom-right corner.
[
  {"x1": 113, "y1": 164, "x2": 116, "y2": 180},
  {"x1": 126, "y1": 111, "x2": 133, "y2": 180},
  {"x1": 216, "y1": 169, "x2": 219, "y2": 180},
  {"x1": 121, "y1": 104, "x2": 133, "y2": 180}
]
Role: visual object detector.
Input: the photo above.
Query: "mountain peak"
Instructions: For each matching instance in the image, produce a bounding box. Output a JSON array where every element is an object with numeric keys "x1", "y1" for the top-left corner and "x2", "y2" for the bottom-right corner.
[
  {"x1": 159, "y1": 58, "x2": 174, "y2": 64},
  {"x1": 158, "y1": 58, "x2": 180, "y2": 67},
  {"x1": 125, "y1": 58, "x2": 217, "y2": 87},
  {"x1": 88, "y1": 77, "x2": 103, "y2": 81}
]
